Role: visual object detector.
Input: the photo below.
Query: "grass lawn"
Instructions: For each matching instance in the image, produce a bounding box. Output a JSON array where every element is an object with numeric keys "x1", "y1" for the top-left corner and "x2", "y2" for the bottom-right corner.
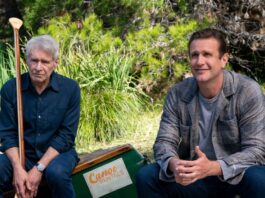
[{"x1": 76, "y1": 107, "x2": 162, "y2": 162}]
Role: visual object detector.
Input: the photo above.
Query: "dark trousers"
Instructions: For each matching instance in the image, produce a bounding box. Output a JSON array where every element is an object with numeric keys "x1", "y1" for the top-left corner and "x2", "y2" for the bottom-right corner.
[
  {"x1": 0, "y1": 149, "x2": 78, "y2": 198},
  {"x1": 136, "y1": 163, "x2": 265, "y2": 198}
]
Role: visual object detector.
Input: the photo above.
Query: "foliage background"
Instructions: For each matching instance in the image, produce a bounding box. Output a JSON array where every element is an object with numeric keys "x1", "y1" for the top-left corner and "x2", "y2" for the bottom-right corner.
[{"x1": 0, "y1": 0, "x2": 264, "y2": 157}]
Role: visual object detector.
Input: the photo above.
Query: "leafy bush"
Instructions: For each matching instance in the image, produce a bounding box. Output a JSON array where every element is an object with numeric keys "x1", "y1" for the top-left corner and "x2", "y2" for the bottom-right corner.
[
  {"x1": 37, "y1": 10, "x2": 207, "y2": 106},
  {"x1": 22, "y1": 0, "x2": 83, "y2": 31},
  {"x1": 38, "y1": 14, "x2": 122, "y2": 56},
  {"x1": 125, "y1": 20, "x2": 199, "y2": 98},
  {"x1": 92, "y1": 0, "x2": 142, "y2": 35},
  {"x1": 56, "y1": 43, "x2": 146, "y2": 144}
]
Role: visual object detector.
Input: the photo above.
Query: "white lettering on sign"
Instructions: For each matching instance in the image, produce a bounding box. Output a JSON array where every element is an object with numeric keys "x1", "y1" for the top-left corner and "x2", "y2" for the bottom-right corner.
[{"x1": 83, "y1": 158, "x2": 132, "y2": 198}]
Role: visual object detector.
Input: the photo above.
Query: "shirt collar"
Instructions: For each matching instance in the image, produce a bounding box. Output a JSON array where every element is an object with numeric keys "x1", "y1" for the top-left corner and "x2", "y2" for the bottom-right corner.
[
  {"x1": 222, "y1": 70, "x2": 236, "y2": 97},
  {"x1": 22, "y1": 72, "x2": 60, "y2": 92},
  {"x1": 181, "y1": 77, "x2": 198, "y2": 102}
]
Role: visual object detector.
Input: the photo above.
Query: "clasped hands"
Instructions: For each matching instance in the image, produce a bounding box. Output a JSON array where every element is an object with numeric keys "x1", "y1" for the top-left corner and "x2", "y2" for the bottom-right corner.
[
  {"x1": 13, "y1": 166, "x2": 43, "y2": 198},
  {"x1": 169, "y1": 146, "x2": 222, "y2": 186}
]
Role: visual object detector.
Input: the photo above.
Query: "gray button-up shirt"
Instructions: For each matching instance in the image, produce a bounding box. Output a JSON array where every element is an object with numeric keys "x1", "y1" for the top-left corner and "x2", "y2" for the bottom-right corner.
[{"x1": 154, "y1": 70, "x2": 265, "y2": 184}]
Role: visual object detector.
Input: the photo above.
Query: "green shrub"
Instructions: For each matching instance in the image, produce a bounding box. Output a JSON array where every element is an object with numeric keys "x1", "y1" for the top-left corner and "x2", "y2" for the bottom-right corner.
[
  {"x1": 38, "y1": 14, "x2": 122, "y2": 56},
  {"x1": 56, "y1": 46, "x2": 147, "y2": 144},
  {"x1": 125, "y1": 20, "x2": 199, "y2": 98},
  {"x1": 92, "y1": 0, "x2": 142, "y2": 35},
  {"x1": 22, "y1": 0, "x2": 83, "y2": 31}
]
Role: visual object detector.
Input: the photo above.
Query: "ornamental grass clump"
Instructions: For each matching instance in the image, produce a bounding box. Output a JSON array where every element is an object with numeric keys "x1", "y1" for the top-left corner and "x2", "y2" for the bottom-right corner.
[
  {"x1": 0, "y1": 45, "x2": 23, "y2": 87},
  {"x1": 57, "y1": 46, "x2": 146, "y2": 144}
]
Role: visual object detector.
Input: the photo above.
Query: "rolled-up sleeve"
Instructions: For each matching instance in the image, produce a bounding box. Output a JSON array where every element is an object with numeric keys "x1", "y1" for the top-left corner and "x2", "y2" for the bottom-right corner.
[{"x1": 218, "y1": 160, "x2": 253, "y2": 184}]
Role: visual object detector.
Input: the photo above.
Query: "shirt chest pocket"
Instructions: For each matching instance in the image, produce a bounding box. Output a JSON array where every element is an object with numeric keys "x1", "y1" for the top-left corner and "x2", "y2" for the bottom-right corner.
[{"x1": 217, "y1": 117, "x2": 240, "y2": 145}]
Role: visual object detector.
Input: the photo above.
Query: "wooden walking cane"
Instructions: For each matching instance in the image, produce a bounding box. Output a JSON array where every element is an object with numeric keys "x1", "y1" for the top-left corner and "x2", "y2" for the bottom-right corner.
[{"x1": 9, "y1": 17, "x2": 25, "y2": 168}]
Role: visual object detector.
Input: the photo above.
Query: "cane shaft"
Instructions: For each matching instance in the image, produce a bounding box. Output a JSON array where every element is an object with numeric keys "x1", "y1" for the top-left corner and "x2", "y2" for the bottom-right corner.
[{"x1": 14, "y1": 28, "x2": 25, "y2": 168}]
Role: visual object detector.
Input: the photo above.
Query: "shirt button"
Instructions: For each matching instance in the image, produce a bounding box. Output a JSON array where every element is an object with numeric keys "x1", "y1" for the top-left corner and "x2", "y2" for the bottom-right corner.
[{"x1": 38, "y1": 115, "x2": 41, "y2": 119}]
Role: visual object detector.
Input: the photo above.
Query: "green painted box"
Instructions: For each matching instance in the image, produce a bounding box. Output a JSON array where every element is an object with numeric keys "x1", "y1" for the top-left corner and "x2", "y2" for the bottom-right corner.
[{"x1": 72, "y1": 144, "x2": 146, "y2": 198}]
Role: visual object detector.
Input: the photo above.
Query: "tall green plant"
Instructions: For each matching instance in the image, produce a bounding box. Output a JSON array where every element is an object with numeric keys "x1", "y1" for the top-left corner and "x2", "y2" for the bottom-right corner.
[
  {"x1": 0, "y1": 45, "x2": 17, "y2": 87},
  {"x1": 57, "y1": 47, "x2": 146, "y2": 144}
]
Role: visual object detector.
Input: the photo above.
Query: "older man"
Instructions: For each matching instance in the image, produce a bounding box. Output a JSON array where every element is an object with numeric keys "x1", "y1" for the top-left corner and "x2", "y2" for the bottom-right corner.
[
  {"x1": 136, "y1": 28, "x2": 265, "y2": 198},
  {"x1": 0, "y1": 35, "x2": 80, "y2": 198}
]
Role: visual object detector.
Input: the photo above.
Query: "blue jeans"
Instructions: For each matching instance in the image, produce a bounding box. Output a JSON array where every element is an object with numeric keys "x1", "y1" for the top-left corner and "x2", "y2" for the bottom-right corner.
[
  {"x1": 0, "y1": 149, "x2": 78, "y2": 198},
  {"x1": 136, "y1": 163, "x2": 265, "y2": 198}
]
